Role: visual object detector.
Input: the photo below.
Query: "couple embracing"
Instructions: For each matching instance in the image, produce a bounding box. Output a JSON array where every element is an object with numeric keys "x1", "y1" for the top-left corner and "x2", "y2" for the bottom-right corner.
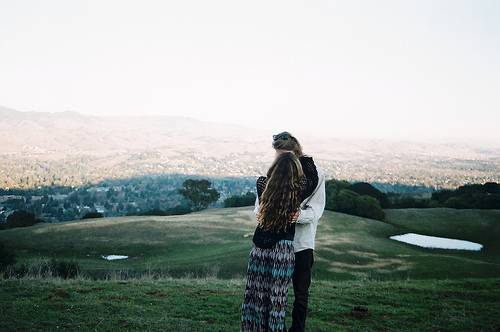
[{"x1": 241, "y1": 132, "x2": 326, "y2": 332}]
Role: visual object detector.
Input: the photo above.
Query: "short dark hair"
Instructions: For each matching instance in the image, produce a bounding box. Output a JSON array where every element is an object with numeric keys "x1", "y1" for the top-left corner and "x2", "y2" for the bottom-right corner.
[{"x1": 272, "y1": 131, "x2": 303, "y2": 156}]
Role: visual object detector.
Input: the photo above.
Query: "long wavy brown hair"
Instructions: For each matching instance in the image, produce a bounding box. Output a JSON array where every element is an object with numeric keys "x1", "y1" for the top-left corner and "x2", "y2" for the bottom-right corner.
[{"x1": 257, "y1": 152, "x2": 305, "y2": 232}]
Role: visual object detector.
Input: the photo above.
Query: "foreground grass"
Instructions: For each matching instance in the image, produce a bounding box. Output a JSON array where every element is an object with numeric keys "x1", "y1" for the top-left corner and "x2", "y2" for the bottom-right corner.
[{"x1": 1, "y1": 277, "x2": 499, "y2": 332}]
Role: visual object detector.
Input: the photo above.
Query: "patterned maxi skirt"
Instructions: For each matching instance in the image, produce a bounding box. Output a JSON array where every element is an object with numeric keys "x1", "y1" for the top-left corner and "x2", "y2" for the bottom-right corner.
[{"x1": 241, "y1": 240, "x2": 295, "y2": 332}]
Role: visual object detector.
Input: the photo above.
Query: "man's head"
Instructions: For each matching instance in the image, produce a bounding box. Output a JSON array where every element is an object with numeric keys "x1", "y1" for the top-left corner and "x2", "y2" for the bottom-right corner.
[{"x1": 272, "y1": 131, "x2": 303, "y2": 157}]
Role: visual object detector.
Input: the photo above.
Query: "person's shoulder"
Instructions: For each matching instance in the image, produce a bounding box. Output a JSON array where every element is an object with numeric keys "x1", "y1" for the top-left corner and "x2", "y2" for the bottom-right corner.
[
  {"x1": 300, "y1": 155, "x2": 316, "y2": 167},
  {"x1": 300, "y1": 154, "x2": 314, "y2": 162},
  {"x1": 300, "y1": 155, "x2": 318, "y2": 175}
]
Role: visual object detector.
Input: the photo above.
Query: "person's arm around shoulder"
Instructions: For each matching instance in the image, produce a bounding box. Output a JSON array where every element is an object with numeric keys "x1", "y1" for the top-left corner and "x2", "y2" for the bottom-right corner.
[
  {"x1": 253, "y1": 176, "x2": 266, "y2": 217},
  {"x1": 296, "y1": 168, "x2": 326, "y2": 225},
  {"x1": 253, "y1": 195, "x2": 259, "y2": 216}
]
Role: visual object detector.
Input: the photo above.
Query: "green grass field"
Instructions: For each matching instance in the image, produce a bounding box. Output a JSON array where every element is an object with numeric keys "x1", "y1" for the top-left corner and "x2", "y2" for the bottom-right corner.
[
  {"x1": 1, "y1": 207, "x2": 500, "y2": 331},
  {"x1": 1, "y1": 207, "x2": 499, "y2": 280},
  {"x1": 1, "y1": 277, "x2": 499, "y2": 331}
]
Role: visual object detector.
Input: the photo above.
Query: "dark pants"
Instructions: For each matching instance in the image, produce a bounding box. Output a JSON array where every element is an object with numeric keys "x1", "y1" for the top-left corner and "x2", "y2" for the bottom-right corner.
[{"x1": 289, "y1": 249, "x2": 314, "y2": 332}]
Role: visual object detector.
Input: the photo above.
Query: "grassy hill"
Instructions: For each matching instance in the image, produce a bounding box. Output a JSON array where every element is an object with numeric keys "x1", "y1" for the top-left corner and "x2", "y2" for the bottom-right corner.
[
  {"x1": 2, "y1": 207, "x2": 500, "y2": 331},
  {"x1": 1, "y1": 207, "x2": 499, "y2": 280}
]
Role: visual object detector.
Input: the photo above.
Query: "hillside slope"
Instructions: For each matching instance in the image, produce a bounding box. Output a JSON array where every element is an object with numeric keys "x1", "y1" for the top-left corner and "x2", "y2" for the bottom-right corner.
[{"x1": 1, "y1": 207, "x2": 499, "y2": 280}]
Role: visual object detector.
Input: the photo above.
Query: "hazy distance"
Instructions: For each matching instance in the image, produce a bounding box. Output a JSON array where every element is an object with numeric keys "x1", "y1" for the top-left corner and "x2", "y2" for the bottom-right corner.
[{"x1": 0, "y1": 0, "x2": 499, "y2": 145}]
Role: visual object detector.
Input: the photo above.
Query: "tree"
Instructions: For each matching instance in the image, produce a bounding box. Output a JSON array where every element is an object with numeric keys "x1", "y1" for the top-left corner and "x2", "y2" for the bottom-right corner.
[
  {"x1": 224, "y1": 192, "x2": 256, "y2": 208},
  {"x1": 348, "y1": 182, "x2": 390, "y2": 208},
  {"x1": 434, "y1": 182, "x2": 500, "y2": 209},
  {"x1": 179, "y1": 179, "x2": 220, "y2": 211},
  {"x1": 325, "y1": 180, "x2": 385, "y2": 220},
  {"x1": 330, "y1": 189, "x2": 359, "y2": 214},
  {"x1": 355, "y1": 196, "x2": 385, "y2": 220},
  {"x1": 6, "y1": 210, "x2": 39, "y2": 228},
  {"x1": 484, "y1": 182, "x2": 500, "y2": 194},
  {"x1": 432, "y1": 189, "x2": 455, "y2": 204}
]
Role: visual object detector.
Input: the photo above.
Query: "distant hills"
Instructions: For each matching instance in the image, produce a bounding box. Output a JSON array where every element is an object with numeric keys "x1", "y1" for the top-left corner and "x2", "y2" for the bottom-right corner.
[
  {"x1": 1, "y1": 105, "x2": 499, "y2": 189},
  {"x1": 0, "y1": 105, "x2": 260, "y2": 155}
]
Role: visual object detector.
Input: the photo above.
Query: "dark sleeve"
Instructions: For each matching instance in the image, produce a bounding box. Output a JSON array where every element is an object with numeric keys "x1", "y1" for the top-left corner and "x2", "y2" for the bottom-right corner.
[
  {"x1": 300, "y1": 156, "x2": 319, "y2": 200},
  {"x1": 256, "y1": 176, "x2": 267, "y2": 200}
]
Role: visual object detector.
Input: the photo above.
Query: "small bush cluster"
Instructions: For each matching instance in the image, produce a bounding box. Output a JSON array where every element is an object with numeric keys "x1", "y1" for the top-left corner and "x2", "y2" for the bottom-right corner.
[
  {"x1": 426, "y1": 182, "x2": 500, "y2": 209},
  {"x1": 136, "y1": 205, "x2": 192, "y2": 216},
  {"x1": 3, "y1": 210, "x2": 42, "y2": 229},
  {"x1": 81, "y1": 212, "x2": 103, "y2": 219},
  {"x1": 325, "y1": 180, "x2": 385, "y2": 220},
  {"x1": 224, "y1": 192, "x2": 256, "y2": 208},
  {"x1": 0, "y1": 242, "x2": 16, "y2": 270},
  {"x1": 2, "y1": 258, "x2": 80, "y2": 279},
  {"x1": 326, "y1": 180, "x2": 500, "y2": 213}
]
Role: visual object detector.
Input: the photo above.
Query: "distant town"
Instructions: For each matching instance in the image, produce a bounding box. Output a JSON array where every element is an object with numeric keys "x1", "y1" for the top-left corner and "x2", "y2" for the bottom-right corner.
[
  {"x1": 1, "y1": 148, "x2": 498, "y2": 191},
  {"x1": 0, "y1": 174, "x2": 256, "y2": 223}
]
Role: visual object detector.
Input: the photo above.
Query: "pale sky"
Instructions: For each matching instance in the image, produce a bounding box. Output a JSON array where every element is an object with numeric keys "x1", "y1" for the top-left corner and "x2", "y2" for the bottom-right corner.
[{"x1": 0, "y1": 0, "x2": 499, "y2": 144}]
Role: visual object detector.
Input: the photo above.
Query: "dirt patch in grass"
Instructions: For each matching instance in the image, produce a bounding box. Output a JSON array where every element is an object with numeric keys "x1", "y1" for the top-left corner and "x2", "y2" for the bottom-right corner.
[
  {"x1": 318, "y1": 235, "x2": 357, "y2": 246},
  {"x1": 75, "y1": 288, "x2": 93, "y2": 294},
  {"x1": 98, "y1": 294, "x2": 130, "y2": 301},
  {"x1": 144, "y1": 290, "x2": 168, "y2": 297},
  {"x1": 47, "y1": 288, "x2": 71, "y2": 300},
  {"x1": 346, "y1": 250, "x2": 379, "y2": 257},
  {"x1": 351, "y1": 305, "x2": 370, "y2": 319},
  {"x1": 327, "y1": 257, "x2": 413, "y2": 273}
]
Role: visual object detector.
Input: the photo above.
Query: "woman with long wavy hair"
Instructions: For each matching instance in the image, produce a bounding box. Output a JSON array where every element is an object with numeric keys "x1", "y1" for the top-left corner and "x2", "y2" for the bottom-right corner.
[{"x1": 241, "y1": 152, "x2": 306, "y2": 332}]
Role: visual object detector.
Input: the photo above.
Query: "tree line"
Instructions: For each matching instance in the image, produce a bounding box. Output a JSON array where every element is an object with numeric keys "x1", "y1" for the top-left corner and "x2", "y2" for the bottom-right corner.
[{"x1": 2, "y1": 179, "x2": 499, "y2": 230}]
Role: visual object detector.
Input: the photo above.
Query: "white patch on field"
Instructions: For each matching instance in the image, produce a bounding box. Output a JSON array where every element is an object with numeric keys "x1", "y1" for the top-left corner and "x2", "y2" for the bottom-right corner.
[
  {"x1": 390, "y1": 233, "x2": 482, "y2": 251},
  {"x1": 102, "y1": 255, "x2": 129, "y2": 260}
]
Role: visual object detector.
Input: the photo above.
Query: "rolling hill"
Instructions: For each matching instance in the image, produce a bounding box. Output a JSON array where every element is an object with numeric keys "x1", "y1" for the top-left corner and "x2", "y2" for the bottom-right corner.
[{"x1": 1, "y1": 207, "x2": 499, "y2": 281}]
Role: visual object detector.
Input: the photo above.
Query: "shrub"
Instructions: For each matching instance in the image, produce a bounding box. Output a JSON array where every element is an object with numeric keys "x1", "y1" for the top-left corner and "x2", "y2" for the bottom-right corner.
[
  {"x1": 224, "y1": 192, "x2": 256, "y2": 208},
  {"x1": 432, "y1": 189, "x2": 455, "y2": 204},
  {"x1": 484, "y1": 182, "x2": 500, "y2": 194},
  {"x1": 0, "y1": 242, "x2": 16, "y2": 271},
  {"x1": 81, "y1": 212, "x2": 103, "y2": 219},
  {"x1": 139, "y1": 209, "x2": 168, "y2": 216},
  {"x1": 479, "y1": 193, "x2": 500, "y2": 209},
  {"x1": 444, "y1": 193, "x2": 500, "y2": 209},
  {"x1": 348, "y1": 182, "x2": 390, "y2": 208},
  {"x1": 325, "y1": 181, "x2": 385, "y2": 220},
  {"x1": 6, "y1": 210, "x2": 39, "y2": 228},
  {"x1": 355, "y1": 196, "x2": 385, "y2": 220},
  {"x1": 329, "y1": 189, "x2": 359, "y2": 214},
  {"x1": 433, "y1": 182, "x2": 500, "y2": 209},
  {"x1": 51, "y1": 259, "x2": 80, "y2": 279},
  {"x1": 138, "y1": 205, "x2": 192, "y2": 216},
  {"x1": 389, "y1": 196, "x2": 439, "y2": 208},
  {"x1": 164, "y1": 205, "x2": 193, "y2": 215},
  {"x1": 4, "y1": 258, "x2": 80, "y2": 279},
  {"x1": 325, "y1": 179, "x2": 351, "y2": 195}
]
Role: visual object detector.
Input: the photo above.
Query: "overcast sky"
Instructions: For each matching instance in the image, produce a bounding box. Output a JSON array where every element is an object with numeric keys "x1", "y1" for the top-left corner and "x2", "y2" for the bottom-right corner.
[{"x1": 0, "y1": 0, "x2": 499, "y2": 144}]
